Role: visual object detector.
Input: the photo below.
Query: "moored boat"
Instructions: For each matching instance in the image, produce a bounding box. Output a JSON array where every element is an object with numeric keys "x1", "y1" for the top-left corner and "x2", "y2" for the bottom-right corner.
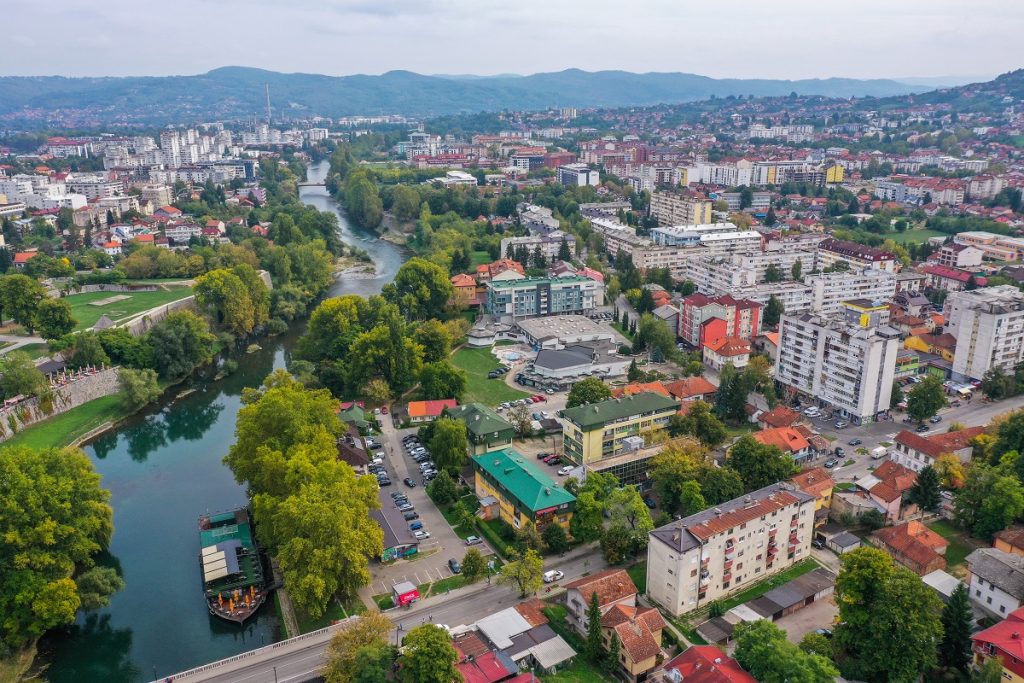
[{"x1": 198, "y1": 508, "x2": 268, "y2": 625}]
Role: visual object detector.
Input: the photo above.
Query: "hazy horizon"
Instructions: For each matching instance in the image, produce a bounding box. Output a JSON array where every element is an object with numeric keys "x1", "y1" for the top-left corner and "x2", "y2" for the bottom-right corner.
[{"x1": 2, "y1": 0, "x2": 1019, "y2": 81}]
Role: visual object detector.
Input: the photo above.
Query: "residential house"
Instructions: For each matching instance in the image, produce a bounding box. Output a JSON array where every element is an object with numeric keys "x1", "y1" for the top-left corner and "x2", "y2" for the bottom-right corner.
[
  {"x1": 753, "y1": 427, "x2": 814, "y2": 464},
  {"x1": 871, "y1": 520, "x2": 948, "y2": 576},
  {"x1": 905, "y1": 332, "x2": 958, "y2": 363},
  {"x1": 757, "y1": 406, "x2": 802, "y2": 430},
  {"x1": 663, "y1": 376, "x2": 717, "y2": 403},
  {"x1": 863, "y1": 460, "x2": 918, "y2": 521},
  {"x1": 651, "y1": 647, "x2": 756, "y2": 683},
  {"x1": 564, "y1": 568, "x2": 638, "y2": 633},
  {"x1": 789, "y1": 467, "x2": 835, "y2": 525},
  {"x1": 972, "y1": 607, "x2": 1024, "y2": 681},
  {"x1": 966, "y1": 548, "x2": 1024, "y2": 619},
  {"x1": 601, "y1": 604, "x2": 666, "y2": 682},
  {"x1": 446, "y1": 403, "x2": 515, "y2": 454},
  {"x1": 405, "y1": 399, "x2": 458, "y2": 424},
  {"x1": 996, "y1": 527, "x2": 1024, "y2": 557},
  {"x1": 476, "y1": 258, "x2": 526, "y2": 284},
  {"x1": 611, "y1": 382, "x2": 672, "y2": 399},
  {"x1": 890, "y1": 426, "x2": 985, "y2": 472},
  {"x1": 451, "y1": 273, "x2": 479, "y2": 306},
  {"x1": 920, "y1": 264, "x2": 986, "y2": 292},
  {"x1": 703, "y1": 337, "x2": 752, "y2": 371}
]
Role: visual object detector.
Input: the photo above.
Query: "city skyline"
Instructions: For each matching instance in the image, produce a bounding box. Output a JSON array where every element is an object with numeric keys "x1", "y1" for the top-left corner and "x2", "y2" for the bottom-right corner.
[{"x1": 1, "y1": 0, "x2": 1018, "y2": 81}]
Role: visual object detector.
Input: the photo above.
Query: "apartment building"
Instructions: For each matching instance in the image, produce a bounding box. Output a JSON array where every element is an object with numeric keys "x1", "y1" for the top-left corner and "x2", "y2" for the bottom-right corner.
[
  {"x1": 720, "y1": 191, "x2": 771, "y2": 212},
  {"x1": 936, "y1": 242, "x2": 984, "y2": 269},
  {"x1": 686, "y1": 249, "x2": 816, "y2": 295},
  {"x1": 500, "y1": 231, "x2": 574, "y2": 264},
  {"x1": 817, "y1": 238, "x2": 898, "y2": 273},
  {"x1": 727, "y1": 281, "x2": 814, "y2": 313},
  {"x1": 472, "y1": 448, "x2": 575, "y2": 531},
  {"x1": 966, "y1": 548, "x2": 1024, "y2": 620},
  {"x1": 805, "y1": 270, "x2": 897, "y2": 315},
  {"x1": 647, "y1": 483, "x2": 816, "y2": 616},
  {"x1": 946, "y1": 286, "x2": 1024, "y2": 381},
  {"x1": 954, "y1": 232, "x2": 1024, "y2": 262},
  {"x1": 591, "y1": 218, "x2": 696, "y2": 280},
  {"x1": 678, "y1": 293, "x2": 762, "y2": 347},
  {"x1": 486, "y1": 276, "x2": 599, "y2": 322},
  {"x1": 649, "y1": 191, "x2": 713, "y2": 226},
  {"x1": 560, "y1": 392, "x2": 679, "y2": 466},
  {"x1": 775, "y1": 303, "x2": 900, "y2": 423}
]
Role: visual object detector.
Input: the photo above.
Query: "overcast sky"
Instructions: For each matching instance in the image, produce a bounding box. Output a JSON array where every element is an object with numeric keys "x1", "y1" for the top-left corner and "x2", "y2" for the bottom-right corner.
[{"x1": 2, "y1": 0, "x2": 1019, "y2": 81}]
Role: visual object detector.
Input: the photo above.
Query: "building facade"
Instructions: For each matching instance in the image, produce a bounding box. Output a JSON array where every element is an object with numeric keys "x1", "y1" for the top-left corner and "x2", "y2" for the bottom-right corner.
[
  {"x1": 647, "y1": 483, "x2": 816, "y2": 616},
  {"x1": 472, "y1": 448, "x2": 575, "y2": 531},
  {"x1": 486, "y1": 276, "x2": 600, "y2": 322},
  {"x1": 946, "y1": 286, "x2": 1024, "y2": 381},
  {"x1": 649, "y1": 191, "x2": 713, "y2": 226},
  {"x1": 560, "y1": 392, "x2": 679, "y2": 465},
  {"x1": 805, "y1": 270, "x2": 897, "y2": 315}
]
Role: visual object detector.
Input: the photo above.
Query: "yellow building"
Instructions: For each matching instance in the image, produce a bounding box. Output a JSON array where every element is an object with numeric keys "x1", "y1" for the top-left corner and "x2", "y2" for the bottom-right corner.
[
  {"x1": 560, "y1": 392, "x2": 680, "y2": 466},
  {"x1": 472, "y1": 448, "x2": 574, "y2": 531},
  {"x1": 789, "y1": 467, "x2": 835, "y2": 525},
  {"x1": 825, "y1": 164, "x2": 845, "y2": 184},
  {"x1": 905, "y1": 333, "x2": 957, "y2": 362}
]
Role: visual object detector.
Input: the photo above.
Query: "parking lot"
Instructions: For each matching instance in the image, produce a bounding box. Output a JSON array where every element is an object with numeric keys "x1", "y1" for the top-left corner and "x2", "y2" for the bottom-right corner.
[{"x1": 774, "y1": 596, "x2": 839, "y2": 645}]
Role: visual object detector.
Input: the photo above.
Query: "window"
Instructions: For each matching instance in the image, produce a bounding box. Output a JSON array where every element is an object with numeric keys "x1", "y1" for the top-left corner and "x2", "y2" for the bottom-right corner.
[
  {"x1": 977, "y1": 589, "x2": 982, "y2": 597},
  {"x1": 669, "y1": 569, "x2": 674, "y2": 575},
  {"x1": 723, "y1": 581, "x2": 730, "y2": 589},
  {"x1": 988, "y1": 597, "x2": 993, "y2": 605}
]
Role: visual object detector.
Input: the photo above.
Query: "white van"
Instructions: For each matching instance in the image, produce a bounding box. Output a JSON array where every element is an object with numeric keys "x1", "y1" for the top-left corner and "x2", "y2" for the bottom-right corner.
[{"x1": 871, "y1": 446, "x2": 888, "y2": 460}]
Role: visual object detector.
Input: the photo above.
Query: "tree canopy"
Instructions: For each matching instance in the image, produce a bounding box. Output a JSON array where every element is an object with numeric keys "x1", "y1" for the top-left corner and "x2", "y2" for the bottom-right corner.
[
  {"x1": 734, "y1": 620, "x2": 838, "y2": 683},
  {"x1": 566, "y1": 376, "x2": 613, "y2": 408}
]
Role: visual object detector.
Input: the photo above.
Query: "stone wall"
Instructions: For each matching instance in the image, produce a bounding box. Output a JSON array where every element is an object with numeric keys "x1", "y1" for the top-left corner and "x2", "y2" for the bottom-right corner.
[
  {"x1": 74, "y1": 284, "x2": 161, "y2": 294},
  {"x1": 0, "y1": 367, "x2": 122, "y2": 442},
  {"x1": 121, "y1": 296, "x2": 198, "y2": 336}
]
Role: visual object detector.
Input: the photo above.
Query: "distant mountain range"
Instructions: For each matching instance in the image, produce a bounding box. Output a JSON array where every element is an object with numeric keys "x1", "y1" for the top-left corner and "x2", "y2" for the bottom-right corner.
[{"x1": 0, "y1": 66, "x2": 961, "y2": 124}]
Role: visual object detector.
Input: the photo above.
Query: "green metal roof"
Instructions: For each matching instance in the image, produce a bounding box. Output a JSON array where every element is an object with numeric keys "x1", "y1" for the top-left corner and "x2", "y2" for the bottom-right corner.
[
  {"x1": 446, "y1": 403, "x2": 514, "y2": 438},
  {"x1": 487, "y1": 276, "x2": 593, "y2": 290},
  {"x1": 472, "y1": 448, "x2": 575, "y2": 513},
  {"x1": 559, "y1": 391, "x2": 679, "y2": 430}
]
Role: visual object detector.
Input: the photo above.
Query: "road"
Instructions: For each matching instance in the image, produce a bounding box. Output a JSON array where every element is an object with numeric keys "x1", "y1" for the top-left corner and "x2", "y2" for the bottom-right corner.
[{"x1": 803, "y1": 392, "x2": 1024, "y2": 484}]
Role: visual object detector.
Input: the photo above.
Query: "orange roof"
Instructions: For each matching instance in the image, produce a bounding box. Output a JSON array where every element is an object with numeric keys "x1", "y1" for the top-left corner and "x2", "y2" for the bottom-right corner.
[
  {"x1": 688, "y1": 490, "x2": 803, "y2": 540},
  {"x1": 407, "y1": 399, "x2": 457, "y2": 418},
  {"x1": 996, "y1": 527, "x2": 1024, "y2": 551},
  {"x1": 663, "y1": 376, "x2": 716, "y2": 400},
  {"x1": 514, "y1": 598, "x2": 549, "y2": 627},
  {"x1": 660, "y1": 646, "x2": 757, "y2": 683},
  {"x1": 13, "y1": 252, "x2": 38, "y2": 264},
  {"x1": 611, "y1": 381, "x2": 670, "y2": 399},
  {"x1": 565, "y1": 568, "x2": 637, "y2": 607},
  {"x1": 134, "y1": 234, "x2": 154, "y2": 242},
  {"x1": 790, "y1": 467, "x2": 834, "y2": 498},
  {"x1": 705, "y1": 337, "x2": 751, "y2": 356},
  {"x1": 873, "y1": 520, "x2": 948, "y2": 570},
  {"x1": 450, "y1": 273, "x2": 476, "y2": 287},
  {"x1": 157, "y1": 205, "x2": 181, "y2": 214},
  {"x1": 870, "y1": 460, "x2": 917, "y2": 502},
  {"x1": 753, "y1": 427, "x2": 810, "y2": 454},
  {"x1": 759, "y1": 406, "x2": 801, "y2": 428},
  {"x1": 602, "y1": 604, "x2": 665, "y2": 663},
  {"x1": 762, "y1": 331, "x2": 779, "y2": 347}
]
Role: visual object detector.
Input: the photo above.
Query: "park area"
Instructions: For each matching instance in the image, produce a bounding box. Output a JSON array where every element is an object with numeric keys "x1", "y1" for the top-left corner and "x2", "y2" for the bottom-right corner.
[
  {"x1": 64, "y1": 286, "x2": 194, "y2": 331},
  {"x1": 450, "y1": 346, "x2": 529, "y2": 405}
]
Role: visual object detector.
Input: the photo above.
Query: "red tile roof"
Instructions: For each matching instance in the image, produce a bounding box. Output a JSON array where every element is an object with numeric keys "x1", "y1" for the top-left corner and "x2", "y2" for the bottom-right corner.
[
  {"x1": 663, "y1": 376, "x2": 716, "y2": 400},
  {"x1": 565, "y1": 568, "x2": 637, "y2": 608},
  {"x1": 513, "y1": 598, "x2": 548, "y2": 627},
  {"x1": 754, "y1": 427, "x2": 810, "y2": 455},
  {"x1": 973, "y1": 608, "x2": 1024, "y2": 662},
  {"x1": 407, "y1": 399, "x2": 457, "y2": 419},
  {"x1": 997, "y1": 527, "x2": 1024, "y2": 552},
  {"x1": 759, "y1": 406, "x2": 801, "y2": 428},
  {"x1": 873, "y1": 520, "x2": 948, "y2": 572},
  {"x1": 659, "y1": 646, "x2": 757, "y2": 683},
  {"x1": 450, "y1": 273, "x2": 476, "y2": 287},
  {"x1": 688, "y1": 490, "x2": 803, "y2": 540},
  {"x1": 611, "y1": 381, "x2": 671, "y2": 399},
  {"x1": 602, "y1": 604, "x2": 665, "y2": 663},
  {"x1": 790, "y1": 467, "x2": 835, "y2": 498}
]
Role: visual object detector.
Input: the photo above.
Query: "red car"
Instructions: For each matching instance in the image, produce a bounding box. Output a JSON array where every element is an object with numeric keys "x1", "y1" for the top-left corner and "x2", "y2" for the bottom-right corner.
[
  {"x1": 534, "y1": 395, "x2": 547, "y2": 402},
  {"x1": 531, "y1": 396, "x2": 543, "y2": 403}
]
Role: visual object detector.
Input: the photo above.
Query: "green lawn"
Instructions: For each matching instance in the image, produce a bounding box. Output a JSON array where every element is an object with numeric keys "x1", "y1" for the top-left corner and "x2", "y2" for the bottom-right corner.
[
  {"x1": 16, "y1": 343, "x2": 51, "y2": 360},
  {"x1": 627, "y1": 561, "x2": 647, "y2": 594},
  {"x1": 451, "y1": 347, "x2": 530, "y2": 405},
  {"x1": 470, "y1": 250, "x2": 491, "y2": 268},
  {"x1": 702, "y1": 558, "x2": 820, "y2": 617},
  {"x1": 928, "y1": 520, "x2": 974, "y2": 568},
  {"x1": 542, "y1": 661, "x2": 610, "y2": 683},
  {"x1": 1, "y1": 394, "x2": 125, "y2": 450},
  {"x1": 64, "y1": 287, "x2": 193, "y2": 331},
  {"x1": 885, "y1": 229, "x2": 947, "y2": 245},
  {"x1": 295, "y1": 594, "x2": 366, "y2": 634}
]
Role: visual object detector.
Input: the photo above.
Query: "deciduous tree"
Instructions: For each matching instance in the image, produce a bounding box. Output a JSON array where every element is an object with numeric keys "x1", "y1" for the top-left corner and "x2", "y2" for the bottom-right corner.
[
  {"x1": 428, "y1": 417, "x2": 469, "y2": 473},
  {"x1": 566, "y1": 376, "x2": 612, "y2": 408},
  {"x1": 0, "y1": 350, "x2": 48, "y2": 399},
  {"x1": 498, "y1": 548, "x2": 543, "y2": 597},
  {"x1": 727, "y1": 435, "x2": 797, "y2": 492},
  {"x1": 0, "y1": 274, "x2": 47, "y2": 332},
  {"x1": 385, "y1": 257, "x2": 453, "y2": 321},
  {"x1": 461, "y1": 548, "x2": 488, "y2": 583},
  {"x1": 734, "y1": 620, "x2": 837, "y2": 683},
  {"x1": 324, "y1": 611, "x2": 394, "y2": 683},
  {"x1": 35, "y1": 297, "x2": 76, "y2": 339},
  {"x1": 907, "y1": 375, "x2": 947, "y2": 423},
  {"x1": 118, "y1": 368, "x2": 162, "y2": 410},
  {"x1": 542, "y1": 521, "x2": 570, "y2": 554},
  {"x1": 149, "y1": 310, "x2": 216, "y2": 380},
  {"x1": 419, "y1": 360, "x2": 466, "y2": 400}
]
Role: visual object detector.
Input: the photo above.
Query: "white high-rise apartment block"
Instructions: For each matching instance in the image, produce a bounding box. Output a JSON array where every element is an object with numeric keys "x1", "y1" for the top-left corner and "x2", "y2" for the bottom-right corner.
[
  {"x1": 805, "y1": 270, "x2": 897, "y2": 315},
  {"x1": 775, "y1": 304, "x2": 900, "y2": 423},
  {"x1": 946, "y1": 286, "x2": 1024, "y2": 381},
  {"x1": 647, "y1": 482, "x2": 816, "y2": 616}
]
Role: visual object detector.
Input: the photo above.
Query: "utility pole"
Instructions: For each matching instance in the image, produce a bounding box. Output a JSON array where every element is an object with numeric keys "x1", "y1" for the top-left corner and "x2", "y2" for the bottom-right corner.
[{"x1": 265, "y1": 84, "x2": 272, "y2": 125}]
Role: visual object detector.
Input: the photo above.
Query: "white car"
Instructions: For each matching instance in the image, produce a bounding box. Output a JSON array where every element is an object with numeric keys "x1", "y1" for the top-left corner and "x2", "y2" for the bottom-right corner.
[
  {"x1": 413, "y1": 530, "x2": 431, "y2": 540},
  {"x1": 543, "y1": 570, "x2": 564, "y2": 583},
  {"x1": 557, "y1": 465, "x2": 574, "y2": 476},
  {"x1": 803, "y1": 407, "x2": 820, "y2": 417}
]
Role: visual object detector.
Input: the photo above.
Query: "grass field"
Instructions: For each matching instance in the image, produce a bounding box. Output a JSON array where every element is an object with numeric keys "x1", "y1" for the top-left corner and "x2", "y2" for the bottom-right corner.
[
  {"x1": 928, "y1": 519, "x2": 975, "y2": 569},
  {"x1": 451, "y1": 347, "x2": 530, "y2": 405},
  {"x1": 884, "y1": 229, "x2": 947, "y2": 244},
  {"x1": 16, "y1": 343, "x2": 51, "y2": 360},
  {"x1": 1, "y1": 394, "x2": 125, "y2": 450},
  {"x1": 627, "y1": 561, "x2": 647, "y2": 594},
  {"x1": 64, "y1": 287, "x2": 193, "y2": 331},
  {"x1": 295, "y1": 595, "x2": 366, "y2": 634}
]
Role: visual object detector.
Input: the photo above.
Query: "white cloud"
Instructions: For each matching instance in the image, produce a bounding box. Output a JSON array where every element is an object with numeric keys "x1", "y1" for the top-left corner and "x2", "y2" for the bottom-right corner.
[{"x1": 0, "y1": 0, "x2": 1018, "y2": 79}]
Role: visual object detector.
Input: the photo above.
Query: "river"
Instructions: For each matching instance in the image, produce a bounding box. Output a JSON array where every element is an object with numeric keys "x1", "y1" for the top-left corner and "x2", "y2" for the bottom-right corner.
[{"x1": 38, "y1": 160, "x2": 407, "y2": 682}]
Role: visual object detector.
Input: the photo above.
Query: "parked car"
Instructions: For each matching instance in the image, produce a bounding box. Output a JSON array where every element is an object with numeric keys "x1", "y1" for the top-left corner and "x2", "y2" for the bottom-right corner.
[
  {"x1": 403, "y1": 511, "x2": 419, "y2": 521},
  {"x1": 834, "y1": 420, "x2": 849, "y2": 429},
  {"x1": 398, "y1": 503, "x2": 414, "y2": 512},
  {"x1": 544, "y1": 455, "x2": 560, "y2": 465},
  {"x1": 366, "y1": 439, "x2": 381, "y2": 449},
  {"x1": 557, "y1": 465, "x2": 574, "y2": 476},
  {"x1": 643, "y1": 496, "x2": 657, "y2": 509},
  {"x1": 848, "y1": 438, "x2": 862, "y2": 446},
  {"x1": 465, "y1": 536, "x2": 482, "y2": 546},
  {"x1": 815, "y1": 628, "x2": 833, "y2": 639},
  {"x1": 377, "y1": 478, "x2": 392, "y2": 486},
  {"x1": 413, "y1": 530, "x2": 430, "y2": 540},
  {"x1": 390, "y1": 491, "x2": 405, "y2": 499},
  {"x1": 929, "y1": 415, "x2": 942, "y2": 423},
  {"x1": 824, "y1": 458, "x2": 839, "y2": 468},
  {"x1": 403, "y1": 477, "x2": 417, "y2": 487},
  {"x1": 916, "y1": 424, "x2": 931, "y2": 433},
  {"x1": 448, "y1": 558, "x2": 462, "y2": 574},
  {"x1": 546, "y1": 389, "x2": 555, "y2": 395},
  {"x1": 834, "y1": 447, "x2": 845, "y2": 457},
  {"x1": 536, "y1": 452, "x2": 551, "y2": 460},
  {"x1": 409, "y1": 521, "x2": 423, "y2": 531},
  {"x1": 543, "y1": 570, "x2": 564, "y2": 583},
  {"x1": 812, "y1": 539, "x2": 825, "y2": 550}
]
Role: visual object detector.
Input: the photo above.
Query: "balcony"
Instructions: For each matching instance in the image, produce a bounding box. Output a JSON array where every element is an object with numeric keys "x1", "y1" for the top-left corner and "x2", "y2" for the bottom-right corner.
[
  {"x1": 723, "y1": 559, "x2": 734, "y2": 571},
  {"x1": 700, "y1": 576, "x2": 711, "y2": 587},
  {"x1": 790, "y1": 518, "x2": 799, "y2": 528},
  {"x1": 724, "y1": 545, "x2": 736, "y2": 558}
]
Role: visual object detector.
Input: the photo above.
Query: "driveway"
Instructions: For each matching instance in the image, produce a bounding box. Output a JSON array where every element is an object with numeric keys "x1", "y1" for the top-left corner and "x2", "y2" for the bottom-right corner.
[
  {"x1": 774, "y1": 596, "x2": 839, "y2": 644},
  {"x1": 368, "y1": 415, "x2": 496, "y2": 599}
]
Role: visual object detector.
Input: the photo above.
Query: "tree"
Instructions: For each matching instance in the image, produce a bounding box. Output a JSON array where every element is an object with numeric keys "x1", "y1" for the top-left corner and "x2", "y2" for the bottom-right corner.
[
  {"x1": 699, "y1": 466, "x2": 745, "y2": 505},
  {"x1": 733, "y1": 619, "x2": 838, "y2": 683},
  {"x1": 728, "y1": 435, "x2": 797, "y2": 492},
  {"x1": 542, "y1": 521, "x2": 570, "y2": 554},
  {"x1": 907, "y1": 375, "x2": 947, "y2": 422},
  {"x1": 419, "y1": 361, "x2": 467, "y2": 400},
  {"x1": 982, "y1": 366, "x2": 1014, "y2": 400},
  {"x1": 559, "y1": 238, "x2": 572, "y2": 261},
  {"x1": 344, "y1": 170, "x2": 384, "y2": 230},
  {"x1": 995, "y1": 411, "x2": 1024, "y2": 461},
  {"x1": 570, "y1": 491, "x2": 604, "y2": 542},
  {"x1": 627, "y1": 358, "x2": 642, "y2": 381},
  {"x1": 650, "y1": 442, "x2": 704, "y2": 514},
  {"x1": 498, "y1": 548, "x2": 544, "y2": 597},
  {"x1": 118, "y1": 368, "x2": 161, "y2": 411},
  {"x1": 791, "y1": 259, "x2": 803, "y2": 281},
  {"x1": 0, "y1": 446, "x2": 115, "y2": 648},
  {"x1": 763, "y1": 295, "x2": 784, "y2": 328},
  {"x1": 391, "y1": 185, "x2": 422, "y2": 221},
  {"x1": 603, "y1": 632, "x2": 621, "y2": 675},
  {"x1": 907, "y1": 465, "x2": 941, "y2": 511},
  {"x1": 364, "y1": 378, "x2": 391, "y2": 404},
  {"x1": 834, "y1": 548, "x2": 943, "y2": 683},
  {"x1": 764, "y1": 207, "x2": 777, "y2": 227},
  {"x1": 67, "y1": 331, "x2": 110, "y2": 369},
  {"x1": 636, "y1": 314, "x2": 677, "y2": 360},
  {"x1": 35, "y1": 297, "x2": 76, "y2": 339},
  {"x1": 678, "y1": 480, "x2": 707, "y2": 516},
  {"x1": 413, "y1": 319, "x2": 453, "y2": 363},
  {"x1": 973, "y1": 655, "x2": 1005, "y2": 683},
  {"x1": 75, "y1": 566, "x2": 125, "y2": 611},
  {"x1": 939, "y1": 583, "x2": 973, "y2": 676},
  {"x1": 398, "y1": 624, "x2": 459, "y2": 683},
  {"x1": 954, "y1": 464, "x2": 1024, "y2": 540},
  {"x1": 674, "y1": 400, "x2": 728, "y2": 448},
  {"x1": 798, "y1": 632, "x2": 833, "y2": 660},
  {"x1": 461, "y1": 548, "x2": 488, "y2": 583},
  {"x1": 764, "y1": 263, "x2": 783, "y2": 282},
  {"x1": 715, "y1": 364, "x2": 751, "y2": 423},
  {"x1": 0, "y1": 351, "x2": 48, "y2": 399},
  {"x1": 426, "y1": 470, "x2": 458, "y2": 505},
  {"x1": 606, "y1": 486, "x2": 654, "y2": 555},
  {"x1": 351, "y1": 644, "x2": 395, "y2": 683},
  {"x1": 586, "y1": 591, "x2": 604, "y2": 662},
  {"x1": 566, "y1": 376, "x2": 613, "y2": 408},
  {"x1": 0, "y1": 274, "x2": 47, "y2": 332},
  {"x1": 325, "y1": 610, "x2": 393, "y2": 683},
  {"x1": 386, "y1": 257, "x2": 453, "y2": 321},
  {"x1": 149, "y1": 310, "x2": 216, "y2": 380},
  {"x1": 891, "y1": 382, "x2": 905, "y2": 408},
  {"x1": 429, "y1": 417, "x2": 469, "y2": 472},
  {"x1": 507, "y1": 402, "x2": 533, "y2": 436}
]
